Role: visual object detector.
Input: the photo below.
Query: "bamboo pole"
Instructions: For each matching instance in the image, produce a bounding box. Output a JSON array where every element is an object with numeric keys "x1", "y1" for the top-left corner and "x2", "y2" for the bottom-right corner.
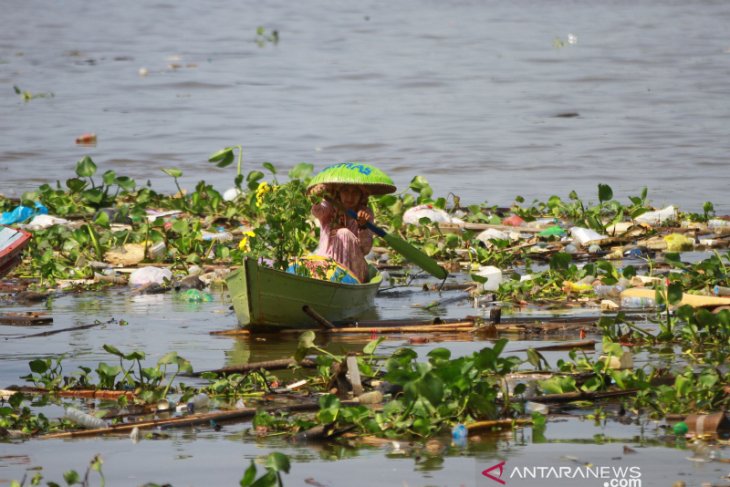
[
  {"x1": 4, "y1": 387, "x2": 134, "y2": 400},
  {"x1": 193, "y1": 358, "x2": 317, "y2": 376},
  {"x1": 42, "y1": 400, "x2": 360, "y2": 440},
  {"x1": 510, "y1": 340, "x2": 596, "y2": 353},
  {"x1": 524, "y1": 389, "x2": 639, "y2": 404},
  {"x1": 466, "y1": 418, "x2": 533, "y2": 433}
]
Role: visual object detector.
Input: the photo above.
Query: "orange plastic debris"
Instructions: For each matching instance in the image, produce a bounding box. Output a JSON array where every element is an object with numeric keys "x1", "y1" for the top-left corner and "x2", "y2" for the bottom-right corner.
[{"x1": 75, "y1": 133, "x2": 97, "y2": 144}]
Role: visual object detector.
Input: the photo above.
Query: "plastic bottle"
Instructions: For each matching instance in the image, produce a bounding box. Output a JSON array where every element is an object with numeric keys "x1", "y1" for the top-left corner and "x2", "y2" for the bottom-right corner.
[
  {"x1": 620, "y1": 296, "x2": 655, "y2": 309},
  {"x1": 186, "y1": 393, "x2": 210, "y2": 413},
  {"x1": 64, "y1": 406, "x2": 107, "y2": 429},
  {"x1": 594, "y1": 285, "x2": 624, "y2": 298},
  {"x1": 713, "y1": 285, "x2": 730, "y2": 297},
  {"x1": 181, "y1": 289, "x2": 213, "y2": 302},
  {"x1": 451, "y1": 424, "x2": 467, "y2": 446}
]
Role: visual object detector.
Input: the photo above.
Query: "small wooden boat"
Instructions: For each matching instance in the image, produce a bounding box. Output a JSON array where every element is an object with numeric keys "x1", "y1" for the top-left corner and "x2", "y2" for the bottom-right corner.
[
  {"x1": 226, "y1": 258, "x2": 381, "y2": 330},
  {"x1": 0, "y1": 226, "x2": 32, "y2": 278}
]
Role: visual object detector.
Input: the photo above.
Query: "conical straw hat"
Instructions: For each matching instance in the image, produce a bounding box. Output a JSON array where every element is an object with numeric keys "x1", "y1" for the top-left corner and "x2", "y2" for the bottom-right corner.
[{"x1": 307, "y1": 162, "x2": 396, "y2": 195}]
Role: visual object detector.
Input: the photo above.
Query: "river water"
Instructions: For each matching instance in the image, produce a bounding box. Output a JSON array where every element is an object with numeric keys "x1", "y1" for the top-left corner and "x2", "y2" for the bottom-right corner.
[
  {"x1": 1, "y1": 0, "x2": 729, "y2": 212},
  {"x1": 2, "y1": 1, "x2": 730, "y2": 485}
]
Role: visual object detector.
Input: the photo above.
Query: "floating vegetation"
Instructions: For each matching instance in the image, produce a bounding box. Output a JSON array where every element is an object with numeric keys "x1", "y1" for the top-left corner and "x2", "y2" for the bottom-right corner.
[
  {"x1": 1, "y1": 148, "x2": 729, "y2": 487},
  {"x1": 13, "y1": 85, "x2": 54, "y2": 102}
]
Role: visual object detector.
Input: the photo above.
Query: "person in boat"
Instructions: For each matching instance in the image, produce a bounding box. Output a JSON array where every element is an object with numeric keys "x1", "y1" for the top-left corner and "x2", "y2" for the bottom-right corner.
[{"x1": 308, "y1": 183, "x2": 374, "y2": 283}]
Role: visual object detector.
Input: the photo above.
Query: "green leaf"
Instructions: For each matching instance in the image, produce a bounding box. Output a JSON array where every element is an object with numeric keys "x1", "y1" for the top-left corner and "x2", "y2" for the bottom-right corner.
[
  {"x1": 246, "y1": 171, "x2": 265, "y2": 190},
  {"x1": 549, "y1": 252, "x2": 572, "y2": 272},
  {"x1": 667, "y1": 282, "x2": 683, "y2": 306},
  {"x1": 597, "y1": 183, "x2": 613, "y2": 203},
  {"x1": 427, "y1": 347, "x2": 451, "y2": 364},
  {"x1": 157, "y1": 351, "x2": 178, "y2": 365},
  {"x1": 115, "y1": 176, "x2": 136, "y2": 192},
  {"x1": 63, "y1": 470, "x2": 80, "y2": 485},
  {"x1": 162, "y1": 167, "x2": 182, "y2": 178},
  {"x1": 75, "y1": 156, "x2": 97, "y2": 178},
  {"x1": 674, "y1": 374, "x2": 691, "y2": 397},
  {"x1": 240, "y1": 461, "x2": 257, "y2": 487},
  {"x1": 20, "y1": 191, "x2": 38, "y2": 207},
  {"x1": 249, "y1": 471, "x2": 278, "y2": 487},
  {"x1": 622, "y1": 265, "x2": 637, "y2": 279},
  {"x1": 298, "y1": 330, "x2": 315, "y2": 349},
  {"x1": 124, "y1": 350, "x2": 145, "y2": 361},
  {"x1": 412, "y1": 373, "x2": 443, "y2": 405},
  {"x1": 265, "y1": 452, "x2": 291, "y2": 473},
  {"x1": 103, "y1": 344, "x2": 124, "y2": 357},
  {"x1": 208, "y1": 148, "x2": 235, "y2": 168},
  {"x1": 94, "y1": 210, "x2": 110, "y2": 228},
  {"x1": 29, "y1": 358, "x2": 49, "y2": 374},
  {"x1": 82, "y1": 188, "x2": 104, "y2": 204},
  {"x1": 409, "y1": 175, "x2": 430, "y2": 193},
  {"x1": 102, "y1": 170, "x2": 116, "y2": 186},
  {"x1": 288, "y1": 162, "x2": 313, "y2": 180},
  {"x1": 66, "y1": 178, "x2": 87, "y2": 193},
  {"x1": 171, "y1": 219, "x2": 189, "y2": 234},
  {"x1": 362, "y1": 338, "x2": 384, "y2": 355},
  {"x1": 470, "y1": 273, "x2": 488, "y2": 284},
  {"x1": 262, "y1": 162, "x2": 277, "y2": 174}
]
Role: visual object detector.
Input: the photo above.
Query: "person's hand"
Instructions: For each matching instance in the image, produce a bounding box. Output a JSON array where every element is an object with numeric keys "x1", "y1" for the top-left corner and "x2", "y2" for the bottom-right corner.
[{"x1": 356, "y1": 209, "x2": 371, "y2": 228}]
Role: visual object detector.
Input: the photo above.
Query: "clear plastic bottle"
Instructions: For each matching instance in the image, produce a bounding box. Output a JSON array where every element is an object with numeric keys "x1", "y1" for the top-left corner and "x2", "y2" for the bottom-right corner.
[
  {"x1": 64, "y1": 406, "x2": 107, "y2": 429},
  {"x1": 620, "y1": 296, "x2": 655, "y2": 309},
  {"x1": 594, "y1": 285, "x2": 624, "y2": 298},
  {"x1": 186, "y1": 393, "x2": 210, "y2": 413}
]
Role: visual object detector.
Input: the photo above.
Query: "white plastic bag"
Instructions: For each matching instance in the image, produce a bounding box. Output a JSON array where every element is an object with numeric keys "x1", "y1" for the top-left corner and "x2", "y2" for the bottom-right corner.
[{"x1": 128, "y1": 267, "x2": 172, "y2": 287}]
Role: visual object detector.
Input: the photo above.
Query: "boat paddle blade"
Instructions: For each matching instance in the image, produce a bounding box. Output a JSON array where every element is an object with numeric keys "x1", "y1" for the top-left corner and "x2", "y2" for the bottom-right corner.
[
  {"x1": 380, "y1": 231, "x2": 449, "y2": 280},
  {"x1": 344, "y1": 209, "x2": 448, "y2": 280}
]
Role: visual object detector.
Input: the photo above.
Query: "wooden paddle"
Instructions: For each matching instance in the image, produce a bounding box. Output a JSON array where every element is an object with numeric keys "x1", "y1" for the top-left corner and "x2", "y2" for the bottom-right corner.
[{"x1": 344, "y1": 209, "x2": 448, "y2": 280}]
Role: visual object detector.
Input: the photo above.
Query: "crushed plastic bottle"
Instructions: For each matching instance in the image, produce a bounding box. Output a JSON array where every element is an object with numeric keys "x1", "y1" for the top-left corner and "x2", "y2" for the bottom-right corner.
[
  {"x1": 451, "y1": 423, "x2": 467, "y2": 446},
  {"x1": 64, "y1": 406, "x2": 107, "y2": 429}
]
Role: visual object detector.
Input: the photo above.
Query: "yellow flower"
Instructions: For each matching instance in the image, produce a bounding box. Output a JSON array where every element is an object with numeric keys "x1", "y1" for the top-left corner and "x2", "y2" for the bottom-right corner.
[
  {"x1": 255, "y1": 181, "x2": 273, "y2": 205},
  {"x1": 238, "y1": 230, "x2": 255, "y2": 251}
]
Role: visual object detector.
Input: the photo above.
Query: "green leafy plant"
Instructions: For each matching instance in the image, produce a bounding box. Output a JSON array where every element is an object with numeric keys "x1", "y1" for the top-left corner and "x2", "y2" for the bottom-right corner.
[{"x1": 240, "y1": 452, "x2": 290, "y2": 487}]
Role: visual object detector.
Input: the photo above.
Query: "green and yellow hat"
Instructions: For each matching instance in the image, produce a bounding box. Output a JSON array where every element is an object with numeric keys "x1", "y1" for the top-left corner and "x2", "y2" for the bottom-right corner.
[{"x1": 307, "y1": 162, "x2": 396, "y2": 196}]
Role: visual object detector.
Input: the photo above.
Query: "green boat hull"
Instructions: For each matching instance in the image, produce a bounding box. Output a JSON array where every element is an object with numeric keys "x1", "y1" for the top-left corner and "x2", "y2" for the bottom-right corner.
[{"x1": 226, "y1": 258, "x2": 381, "y2": 329}]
